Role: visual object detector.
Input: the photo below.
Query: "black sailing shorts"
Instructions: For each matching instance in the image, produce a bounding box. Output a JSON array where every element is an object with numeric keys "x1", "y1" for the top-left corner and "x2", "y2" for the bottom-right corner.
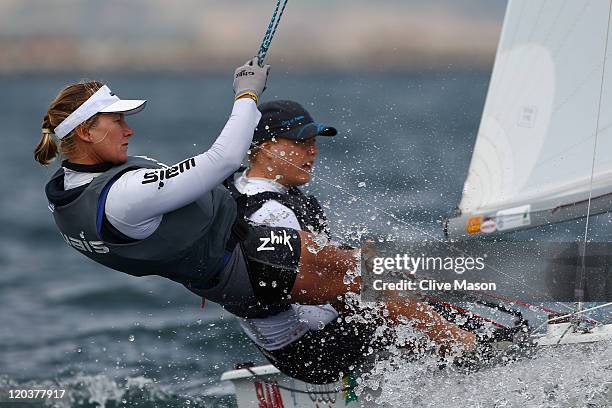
[{"x1": 241, "y1": 224, "x2": 302, "y2": 304}]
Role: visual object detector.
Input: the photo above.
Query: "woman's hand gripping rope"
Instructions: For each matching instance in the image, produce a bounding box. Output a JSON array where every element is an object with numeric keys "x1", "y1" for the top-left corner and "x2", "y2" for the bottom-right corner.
[{"x1": 233, "y1": 57, "x2": 271, "y2": 105}]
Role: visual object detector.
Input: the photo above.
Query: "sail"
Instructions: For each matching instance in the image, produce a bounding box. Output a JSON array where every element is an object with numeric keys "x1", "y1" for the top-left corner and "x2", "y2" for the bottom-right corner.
[{"x1": 448, "y1": 0, "x2": 612, "y2": 237}]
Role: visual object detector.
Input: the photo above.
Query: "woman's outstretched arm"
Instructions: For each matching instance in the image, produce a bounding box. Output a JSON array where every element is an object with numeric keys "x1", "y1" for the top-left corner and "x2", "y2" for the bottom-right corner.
[
  {"x1": 104, "y1": 98, "x2": 261, "y2": 239},
  {"x1": 105, "y1": 58, "x2": 269, "y2": 240}
]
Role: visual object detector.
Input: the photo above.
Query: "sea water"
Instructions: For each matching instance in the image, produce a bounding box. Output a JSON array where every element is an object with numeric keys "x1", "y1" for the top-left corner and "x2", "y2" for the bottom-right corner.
[{"x1": 1, "y1": 72, "x2": 609, "y2": 407}]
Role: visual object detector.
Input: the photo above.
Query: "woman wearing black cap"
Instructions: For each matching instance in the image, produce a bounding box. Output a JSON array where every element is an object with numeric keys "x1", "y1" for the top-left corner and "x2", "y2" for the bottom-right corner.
[{"x1": 226, "y1": 100, "x2": 479, "y2": 383}]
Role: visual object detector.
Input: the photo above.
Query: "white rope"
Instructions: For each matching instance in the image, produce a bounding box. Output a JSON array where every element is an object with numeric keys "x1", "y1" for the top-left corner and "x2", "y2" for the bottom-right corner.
[{"x1": 531, "y1": 301, "x2": 612, "y2": 336}]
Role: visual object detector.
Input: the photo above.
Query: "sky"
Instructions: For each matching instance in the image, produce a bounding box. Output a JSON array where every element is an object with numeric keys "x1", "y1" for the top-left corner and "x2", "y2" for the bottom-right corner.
[{"x1": 0, "y1": 0, "x2": 508, "y2": 73}]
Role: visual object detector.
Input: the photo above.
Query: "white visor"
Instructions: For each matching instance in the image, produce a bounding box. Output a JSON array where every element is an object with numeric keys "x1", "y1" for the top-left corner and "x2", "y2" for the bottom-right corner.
[{"x1": 54, "y1": 85, "x2": 146, "y2": 139}]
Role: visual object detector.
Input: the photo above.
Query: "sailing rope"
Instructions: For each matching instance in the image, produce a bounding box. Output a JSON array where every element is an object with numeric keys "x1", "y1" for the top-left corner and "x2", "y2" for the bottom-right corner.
[
  {"x1": 257, "y1": 0, "x2": 290, "y2": 67},
  {"x1": 530, "y1": 301, "x2": 612, "y2": 336},
  {"x1": 577, "y1": 0, "x2": 612, "y2": 316}
]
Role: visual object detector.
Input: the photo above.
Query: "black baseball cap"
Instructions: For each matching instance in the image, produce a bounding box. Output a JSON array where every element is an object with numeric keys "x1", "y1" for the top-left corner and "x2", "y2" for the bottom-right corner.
[{"x1": 252, "y1": 100, "x2": 337, "y2": 145}]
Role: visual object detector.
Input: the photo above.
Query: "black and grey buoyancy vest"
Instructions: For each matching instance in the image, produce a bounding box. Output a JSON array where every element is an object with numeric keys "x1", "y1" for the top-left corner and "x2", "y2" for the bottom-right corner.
[
  {"x1": 225, "y1": 172, "x2": 330, "y2": 237},
  {"x1": 45, "y1": 156, "x2": 237, "y2": 291}
]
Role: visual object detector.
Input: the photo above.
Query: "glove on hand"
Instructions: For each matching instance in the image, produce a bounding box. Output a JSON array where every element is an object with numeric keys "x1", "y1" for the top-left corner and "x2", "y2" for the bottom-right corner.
[{"x1": 233, "y1": 57, "x2": 271, "y2": 102}]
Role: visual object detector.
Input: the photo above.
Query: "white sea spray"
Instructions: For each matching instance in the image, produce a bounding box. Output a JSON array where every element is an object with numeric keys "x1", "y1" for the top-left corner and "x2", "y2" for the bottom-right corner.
[{"x1": 361, "y1": 340, "x2": 612, "y2": 407}]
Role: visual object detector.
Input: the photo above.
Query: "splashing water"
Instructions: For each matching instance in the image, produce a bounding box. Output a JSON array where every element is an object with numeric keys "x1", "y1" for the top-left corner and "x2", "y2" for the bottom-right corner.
[{"x1": 355, "y1": 340, "x2": 612, "y2": 407}]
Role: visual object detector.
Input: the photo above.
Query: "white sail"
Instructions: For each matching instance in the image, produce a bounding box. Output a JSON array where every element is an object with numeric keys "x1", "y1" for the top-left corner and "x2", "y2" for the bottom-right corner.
[{"x1": 459, "y1": 0, "x2": 612, "y2": 219}]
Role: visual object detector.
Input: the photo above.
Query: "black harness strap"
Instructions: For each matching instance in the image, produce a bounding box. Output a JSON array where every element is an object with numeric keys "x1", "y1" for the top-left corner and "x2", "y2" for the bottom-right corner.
[
  {"x1": 224, "y1": 171, "x2": 330, "y2": 238},
  {"x1": 225, "y1": 216, "x2": 251, "y2": 251}
]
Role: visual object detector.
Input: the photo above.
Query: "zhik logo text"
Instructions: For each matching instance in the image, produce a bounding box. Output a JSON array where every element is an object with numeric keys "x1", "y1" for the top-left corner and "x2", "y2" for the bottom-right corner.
[{"x1": 257, "y1": 230, "x2": 294, "y2": 252}]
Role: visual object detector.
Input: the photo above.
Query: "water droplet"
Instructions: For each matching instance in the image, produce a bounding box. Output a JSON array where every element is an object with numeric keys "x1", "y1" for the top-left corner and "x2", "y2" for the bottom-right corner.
[
  {"x1": 318, "y1": 321, "x2": 325, "y2": 329},
  {"x1": 279, "y1": 151, "x2": 286, "y2": 156},
  {"x1": 358, "y1": 182, "x2": 366, "y2": 188},
  {"x1": 397, "y1": 315, "x2": 409, "y2": 324},
  {"x1": 267, "y1": 166, "x2": 273, "y2": 171},
  {"x1": 343, "y1": 273, "x2": 356, "y2": 285},
  {"x1": 259, "y1": 281, "x2": 267, "y2": 287},
  {"x1": 128, "y1": 335, "x2": 135, "y2": 342},
  {"x1": 265, "y1": 125, "x2": 270, "y2": 130},
  {"x1": 271, "y1": 281, "x2": 277, "y2": 288}
]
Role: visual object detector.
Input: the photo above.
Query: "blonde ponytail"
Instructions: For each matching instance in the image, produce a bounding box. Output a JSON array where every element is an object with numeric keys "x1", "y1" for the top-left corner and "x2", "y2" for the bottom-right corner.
[{"x1": 34, "y1": 123, "x2": 59, "y2": 165}]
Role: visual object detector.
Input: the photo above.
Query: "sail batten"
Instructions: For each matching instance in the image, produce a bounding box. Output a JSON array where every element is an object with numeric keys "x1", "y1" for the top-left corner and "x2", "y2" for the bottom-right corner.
[{"x1": 449, "y1": 0, "x2": 612, "y2": 237}]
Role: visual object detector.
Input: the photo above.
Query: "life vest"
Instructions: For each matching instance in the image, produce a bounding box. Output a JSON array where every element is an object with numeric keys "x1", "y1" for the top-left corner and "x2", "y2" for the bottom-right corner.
[{"x1": 45, "y1": 156, "x2": 237, "y2": 292}]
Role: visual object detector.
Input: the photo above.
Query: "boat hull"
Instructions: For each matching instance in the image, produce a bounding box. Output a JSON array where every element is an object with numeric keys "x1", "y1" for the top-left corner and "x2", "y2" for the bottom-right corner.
[{"x1": 221, "y1": 365, "x2": 366, "y2": 407}]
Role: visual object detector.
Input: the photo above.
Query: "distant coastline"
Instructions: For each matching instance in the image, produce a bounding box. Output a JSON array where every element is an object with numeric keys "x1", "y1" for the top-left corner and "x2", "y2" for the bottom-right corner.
[{"x1": 0, "y1": 1, "x2": 502, "y2": 74}]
